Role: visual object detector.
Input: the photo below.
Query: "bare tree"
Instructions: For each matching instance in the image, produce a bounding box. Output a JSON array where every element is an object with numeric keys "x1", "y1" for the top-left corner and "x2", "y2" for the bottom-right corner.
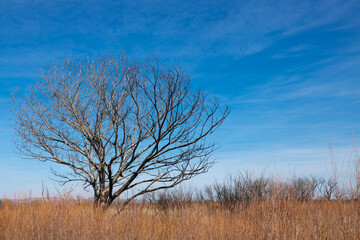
[{"x1": 11, "y1": 53, "x2": 229, "y2": 207}]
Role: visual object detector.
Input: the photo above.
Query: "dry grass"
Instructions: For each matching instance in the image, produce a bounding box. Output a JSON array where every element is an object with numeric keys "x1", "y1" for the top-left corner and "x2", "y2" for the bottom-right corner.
[{"x1": 1, "y1": 197, "x2": 359, "y2": 240}]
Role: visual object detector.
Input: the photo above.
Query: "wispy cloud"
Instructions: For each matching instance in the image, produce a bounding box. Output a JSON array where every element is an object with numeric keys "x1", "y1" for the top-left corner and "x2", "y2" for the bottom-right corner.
[{"x1": 1, "y1": 0, "x2": 360, "y2": 193}]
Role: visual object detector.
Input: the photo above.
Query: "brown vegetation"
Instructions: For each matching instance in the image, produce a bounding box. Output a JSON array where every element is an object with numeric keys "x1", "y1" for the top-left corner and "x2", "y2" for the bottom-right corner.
[
  {"x1": 1, "y1": 193, "x2": 359, "y2": 240},
  {"x1": 2, "y1": 153, "x2": 359, "y2": 239}
]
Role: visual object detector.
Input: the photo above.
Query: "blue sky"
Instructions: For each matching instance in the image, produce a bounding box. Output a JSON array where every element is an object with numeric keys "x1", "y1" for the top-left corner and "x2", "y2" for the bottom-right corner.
[{"x1": 1, "y1": 0, "x2": 360, "y2": 196}]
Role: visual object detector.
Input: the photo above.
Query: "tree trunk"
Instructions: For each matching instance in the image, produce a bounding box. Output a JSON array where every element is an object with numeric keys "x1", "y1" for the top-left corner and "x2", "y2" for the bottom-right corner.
[{"x1": 94, "y1": 194, "x2": 113, "y2": 210}]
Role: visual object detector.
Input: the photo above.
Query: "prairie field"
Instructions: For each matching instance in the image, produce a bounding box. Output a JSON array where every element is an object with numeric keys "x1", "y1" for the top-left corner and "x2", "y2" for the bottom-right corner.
[{"x1": 1, "y1": 196, "x2": 359, "y2": 240}]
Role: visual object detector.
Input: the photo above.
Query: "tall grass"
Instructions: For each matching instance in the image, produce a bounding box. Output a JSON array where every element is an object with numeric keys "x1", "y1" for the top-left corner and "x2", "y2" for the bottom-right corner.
[
  {"x1": 2, "y1": 148, "x2": 359, "y2": 240},
  {"x1": 1, "y1": 184, "x2": 359, "y2": 239}
]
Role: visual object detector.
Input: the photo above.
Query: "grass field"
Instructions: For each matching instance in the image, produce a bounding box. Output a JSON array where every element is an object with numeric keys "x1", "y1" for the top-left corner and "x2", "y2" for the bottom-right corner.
[
  {"x1": 1, "y1": 196, "x2": 359, "y2": 240},
  {"x1": 2, "y1": 157, "x2": 359, "y2": 240}
]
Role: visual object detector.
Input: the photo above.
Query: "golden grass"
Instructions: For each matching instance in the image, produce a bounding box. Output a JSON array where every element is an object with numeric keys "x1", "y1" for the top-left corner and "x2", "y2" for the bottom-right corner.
[{"x1": 1, "y1": 198, "x2": 359, "y2": 240}]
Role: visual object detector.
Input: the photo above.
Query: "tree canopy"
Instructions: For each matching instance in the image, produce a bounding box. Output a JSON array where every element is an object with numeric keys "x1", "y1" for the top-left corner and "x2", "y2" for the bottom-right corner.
[{"x1": 11, "y1": 53, "x2": 229, "y2": 206}]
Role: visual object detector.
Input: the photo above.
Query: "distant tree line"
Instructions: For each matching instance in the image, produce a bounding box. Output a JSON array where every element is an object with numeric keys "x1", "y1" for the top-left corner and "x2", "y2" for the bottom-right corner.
[{"x1": 143, "y1": 171, "x2": 360, "y2": 212}]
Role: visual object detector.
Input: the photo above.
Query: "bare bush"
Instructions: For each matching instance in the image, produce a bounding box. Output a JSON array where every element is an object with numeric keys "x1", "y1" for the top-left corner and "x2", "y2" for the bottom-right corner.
[
  {"x1": 143, "y1": 186, "x2": 194, "y2": 213},
  {"x1": 197, "y1": 171, "x2": 269, "y2": 212},
  {"x1": 287, "y1": 177, "x2": 317, "y2": 201},
  {"x1": 318, "y1": 177, "x2": 337, "y2": 200},
  {"x1": 194, "y1": 172, "x2": 358, "y2": 210}
]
